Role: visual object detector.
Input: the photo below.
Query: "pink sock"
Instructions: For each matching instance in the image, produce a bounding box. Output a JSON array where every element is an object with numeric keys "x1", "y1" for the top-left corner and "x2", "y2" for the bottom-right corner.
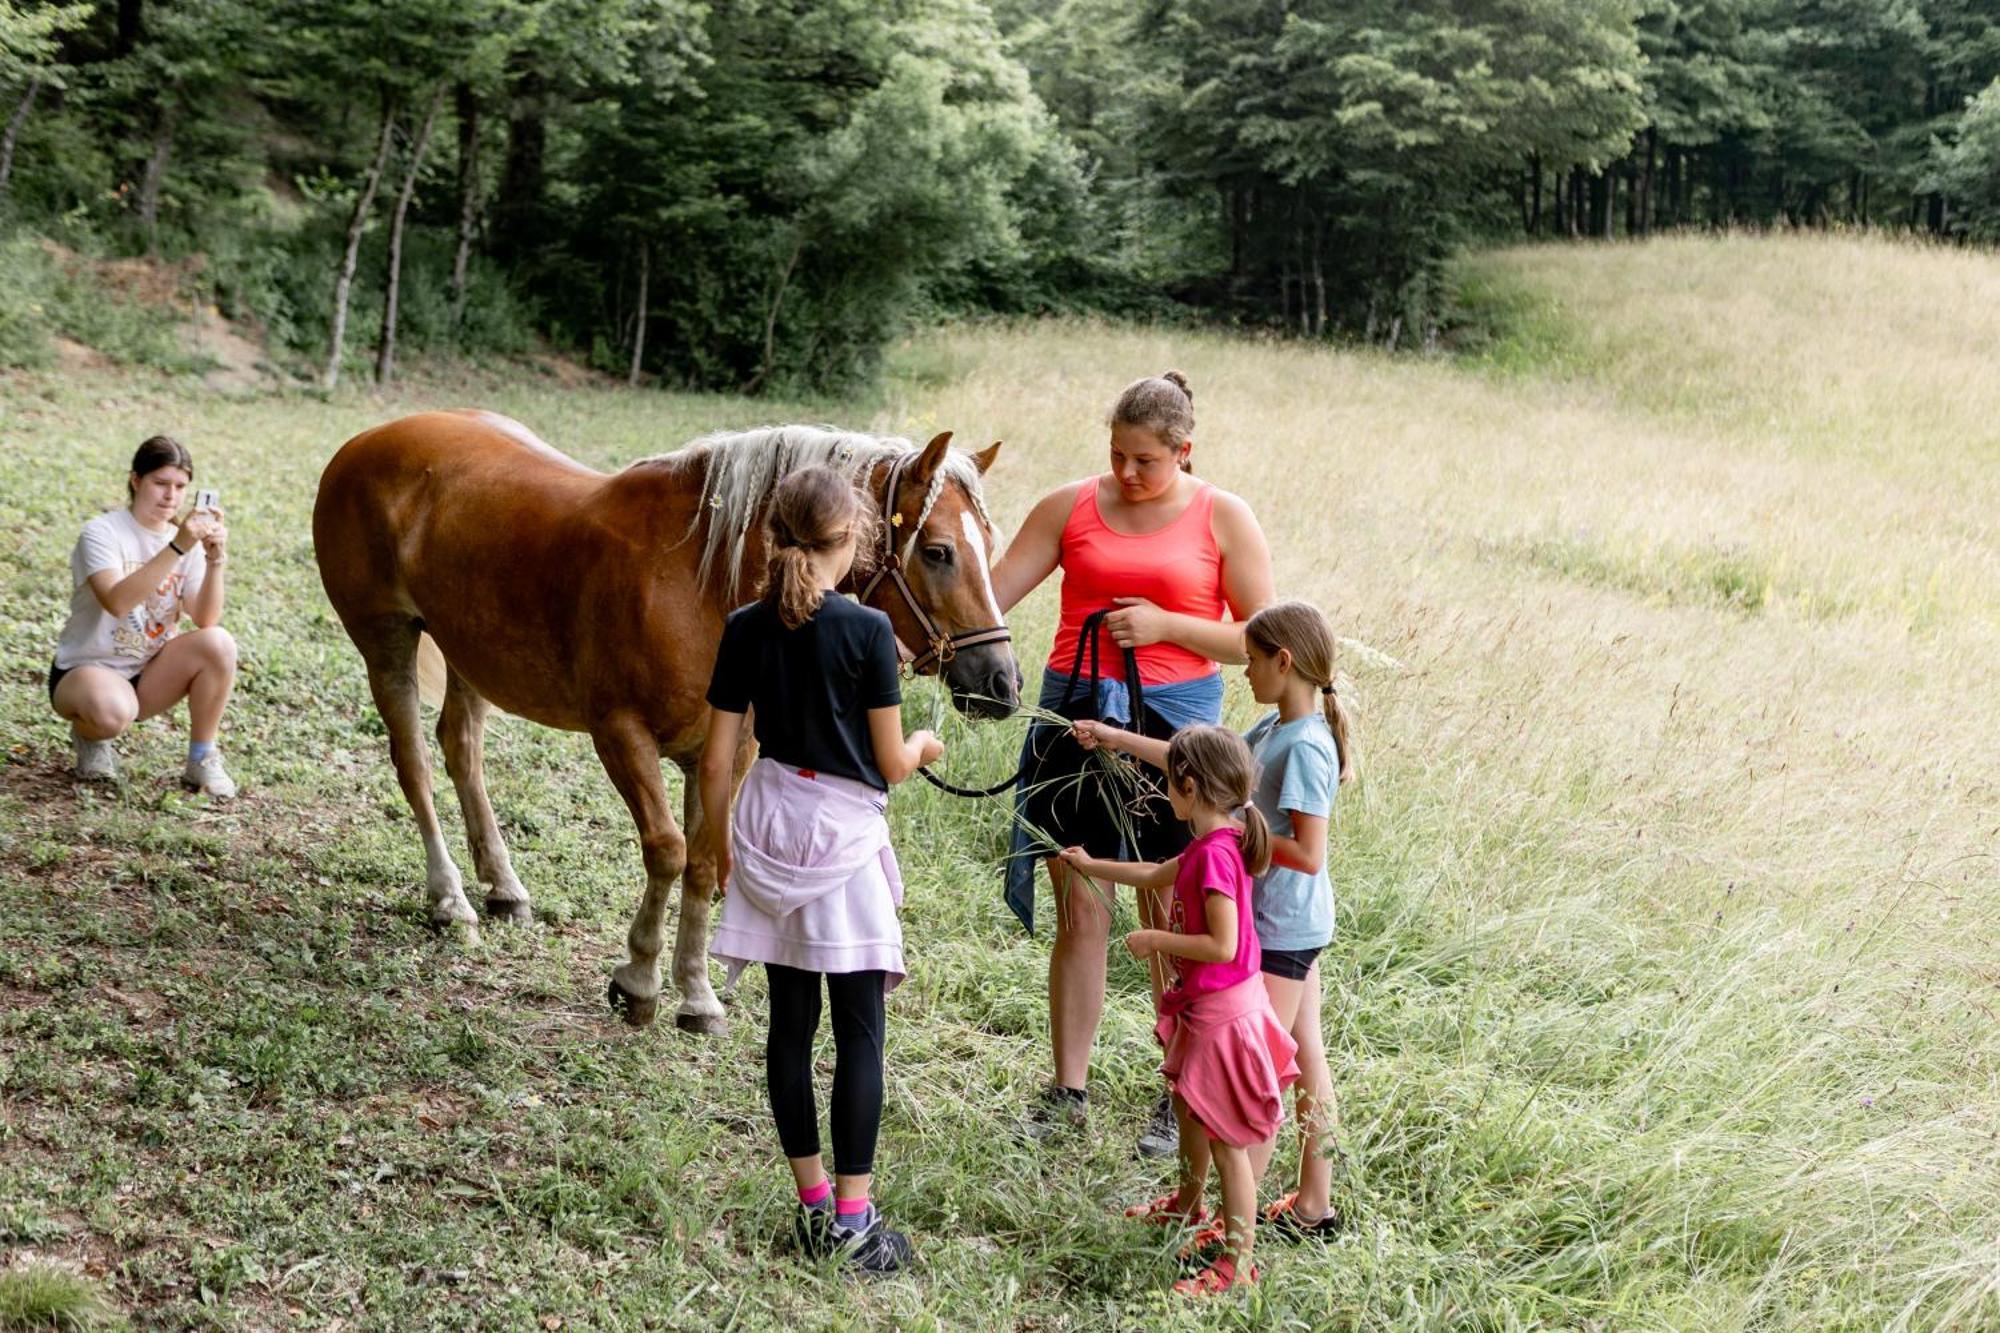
[
  {"x1": 835, "y1": 1195, "x2": 870, "y2": 1218},
  {"x1": 798, "y1": 1179, "x2": 831, "y2": 1207}
]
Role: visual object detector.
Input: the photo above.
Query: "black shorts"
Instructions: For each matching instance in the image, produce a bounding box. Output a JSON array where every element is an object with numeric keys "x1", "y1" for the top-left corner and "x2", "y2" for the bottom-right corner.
[
  {"x1": 1022, "y1": 708, "x2": 1186, "y2": 864},
  {"x1": 1261, "y1": 945, "x2": 1323, "y2": 981},
  {"x1": 47, "y1": 660, "x2": 143, "y2": 706}
]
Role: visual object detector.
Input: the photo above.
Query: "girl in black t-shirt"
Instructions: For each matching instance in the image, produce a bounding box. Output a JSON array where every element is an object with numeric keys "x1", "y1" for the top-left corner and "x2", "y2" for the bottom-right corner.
[{"x1": 698, "y1": 465, "x2": 943, "y2": 1274}]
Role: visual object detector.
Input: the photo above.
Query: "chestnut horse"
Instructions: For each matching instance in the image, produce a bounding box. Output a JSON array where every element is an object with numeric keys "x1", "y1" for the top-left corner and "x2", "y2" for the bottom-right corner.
[{"x1": 312, "y1": 412, "x2": 1019, "y2": 1030}]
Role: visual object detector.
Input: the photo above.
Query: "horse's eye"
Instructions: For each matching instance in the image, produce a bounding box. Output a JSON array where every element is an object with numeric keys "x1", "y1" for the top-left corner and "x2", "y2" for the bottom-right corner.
[{"x1": 922, "y1": 543, "x2": 954, "y2": 566}]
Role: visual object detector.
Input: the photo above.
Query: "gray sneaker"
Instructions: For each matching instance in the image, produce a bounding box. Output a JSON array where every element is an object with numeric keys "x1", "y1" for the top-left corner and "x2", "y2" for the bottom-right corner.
[
  {"x1": 72, "y1": 728, "x2": 119, "y2": 782},
  {"x1": 1136, "y1": 1091, "x2": 1179, "y2": 1160},
  {"x1": 1021, "y1": 1084, "x2": 1089, "y2": 1144},
  {"x1": 181, "y1": 750, "x2": 237, "y2": 800}
]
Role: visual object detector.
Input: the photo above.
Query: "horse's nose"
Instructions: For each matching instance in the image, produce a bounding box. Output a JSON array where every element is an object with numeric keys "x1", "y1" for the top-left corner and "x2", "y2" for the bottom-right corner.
[{"x1": 982, "y1": 660, "x2": 1021, "y2": 716}]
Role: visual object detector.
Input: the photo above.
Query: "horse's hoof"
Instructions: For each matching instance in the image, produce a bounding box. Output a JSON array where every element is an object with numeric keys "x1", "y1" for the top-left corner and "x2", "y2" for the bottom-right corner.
[
  {"x1": 607, "y1": 978, "x2": 658, "y2": 1027},
  {"x1": 675, "y1": 1010, "x2": 727, "y2": 1036},
  {"x1": 484, "y1": 896, "x2": 532, "y2": 923}
]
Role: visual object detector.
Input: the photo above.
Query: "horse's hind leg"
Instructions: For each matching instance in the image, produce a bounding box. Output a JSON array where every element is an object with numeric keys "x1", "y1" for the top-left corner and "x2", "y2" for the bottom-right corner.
[
  {"x1": 355, "y1": 618, "x2": 479, "y2": 936},
  {"x1": 437, "y1": 666, "x2": 530, "y2": 922},
  {"x1": 592, "y1": 713, "x2": 708, "y2": 1030}
]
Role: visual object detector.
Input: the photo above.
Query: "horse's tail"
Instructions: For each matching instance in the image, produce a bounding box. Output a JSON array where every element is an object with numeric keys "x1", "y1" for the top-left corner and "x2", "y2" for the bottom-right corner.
[{"x1": 416, "y1": 633, "x2": 448, "y2": 709}]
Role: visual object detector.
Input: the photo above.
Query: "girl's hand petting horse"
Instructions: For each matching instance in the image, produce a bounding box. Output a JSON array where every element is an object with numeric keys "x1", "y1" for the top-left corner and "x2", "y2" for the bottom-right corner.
[{"x1": 1125, "y1": 929, "x2": 1161, "y2": 960}]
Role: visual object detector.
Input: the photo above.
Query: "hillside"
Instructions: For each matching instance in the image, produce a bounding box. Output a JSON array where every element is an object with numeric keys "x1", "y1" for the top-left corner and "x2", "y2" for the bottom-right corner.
[{"x1": 2, "y1": 231, "x2": 1997, "y2": 1329}]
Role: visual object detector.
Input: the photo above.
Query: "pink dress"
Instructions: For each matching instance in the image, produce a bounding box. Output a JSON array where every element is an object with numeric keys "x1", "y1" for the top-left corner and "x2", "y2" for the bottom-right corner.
[{"x1": 1155, "y1": 827, "x2": 1300, "y2": 1146}]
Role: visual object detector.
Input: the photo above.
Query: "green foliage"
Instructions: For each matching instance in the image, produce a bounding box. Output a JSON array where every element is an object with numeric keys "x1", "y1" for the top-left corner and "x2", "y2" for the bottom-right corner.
[
  {"x1": 0, "y1": 1263, "x2": 122, "y2": 1331},
  {"x1": 1925, "y1": 77, "x2": 2000, "y2": 236},
  {"x1": 0, "y1": 230, "x2": 192, "y2": 370},
  {"x1": 546, "y1": 0, "x2": 1074, "y2": 391},
  {"x1": 3, "y1": 0, "x2": 2000, "y2": 381}
]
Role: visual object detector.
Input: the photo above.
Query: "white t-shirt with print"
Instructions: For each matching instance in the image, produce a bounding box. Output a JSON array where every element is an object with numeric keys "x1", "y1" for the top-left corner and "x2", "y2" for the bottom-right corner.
[{"x1": 54, "y1": 508, "x2": 207, "y2": 674}]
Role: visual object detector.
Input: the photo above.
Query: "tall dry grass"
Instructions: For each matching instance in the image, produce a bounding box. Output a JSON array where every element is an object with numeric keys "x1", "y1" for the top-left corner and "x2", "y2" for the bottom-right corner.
[{"x1": 871, "y1": 230, "x2": 2000, "y2": 1325}]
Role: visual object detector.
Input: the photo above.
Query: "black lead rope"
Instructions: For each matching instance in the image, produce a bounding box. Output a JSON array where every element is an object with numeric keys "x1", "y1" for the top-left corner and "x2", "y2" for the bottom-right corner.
[{"x1": 916, "y1": 608, "x2": 1139, "y2": 800}]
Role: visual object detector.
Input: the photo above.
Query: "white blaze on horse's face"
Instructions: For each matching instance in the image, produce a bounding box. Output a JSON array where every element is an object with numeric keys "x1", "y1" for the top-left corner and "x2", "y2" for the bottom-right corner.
[{"x1": 962, "y1": 507, "x2": 1004, "y2": 628}]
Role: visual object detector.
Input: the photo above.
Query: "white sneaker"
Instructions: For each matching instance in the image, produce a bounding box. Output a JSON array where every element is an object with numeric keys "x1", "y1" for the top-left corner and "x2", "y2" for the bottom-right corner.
[
  {"x1": 72, "y1": 727, "x2": 119, "y2": 782},
  {"x1": 181, "y1": 750, "x2": 237, "y2": 800}
]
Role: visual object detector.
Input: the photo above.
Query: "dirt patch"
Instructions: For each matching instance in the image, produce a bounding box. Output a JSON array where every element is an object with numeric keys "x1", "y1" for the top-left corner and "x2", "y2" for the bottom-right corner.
[
  {"x1": 529, "y1": 351, "x2": 617, "y2": 390},
  {"x1": 182, "y1": 306, "x2": 291, "y2": 393},
  {"x1": 52, "y1": 336, "x2": 112, "y2": 372}
]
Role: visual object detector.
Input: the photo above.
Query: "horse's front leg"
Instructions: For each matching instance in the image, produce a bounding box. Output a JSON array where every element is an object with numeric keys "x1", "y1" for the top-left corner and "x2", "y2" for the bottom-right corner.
[{"x1": 592, "y1": 714, "x2": 687, "y2": 1030}]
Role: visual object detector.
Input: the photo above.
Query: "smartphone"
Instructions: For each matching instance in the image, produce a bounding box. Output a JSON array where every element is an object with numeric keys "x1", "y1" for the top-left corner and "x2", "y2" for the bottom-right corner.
[{"x1": 193, "y1": 488, "x2": 219, "y2": 513}]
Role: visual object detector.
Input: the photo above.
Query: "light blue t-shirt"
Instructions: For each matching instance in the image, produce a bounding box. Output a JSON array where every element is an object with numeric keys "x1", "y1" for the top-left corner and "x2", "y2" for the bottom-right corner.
[{"x1": 1243, "y1": 710, "x2": 1339, "y2": 951}]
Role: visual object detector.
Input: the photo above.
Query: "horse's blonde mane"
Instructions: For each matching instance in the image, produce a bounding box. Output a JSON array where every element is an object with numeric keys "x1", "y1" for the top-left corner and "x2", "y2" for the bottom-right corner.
[{"x1": 667, "y1": 425, "x2": 994, "y2": 605}]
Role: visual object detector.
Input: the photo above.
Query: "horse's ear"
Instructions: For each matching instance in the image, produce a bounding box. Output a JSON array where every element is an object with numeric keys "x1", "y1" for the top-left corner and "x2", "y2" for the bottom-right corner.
[
  {"x1": 971, "y1": 441, "x2": 1002, "y2": 475},
  {"x1": 910, "y1": 430, "x2": 954, "y2": 486}
]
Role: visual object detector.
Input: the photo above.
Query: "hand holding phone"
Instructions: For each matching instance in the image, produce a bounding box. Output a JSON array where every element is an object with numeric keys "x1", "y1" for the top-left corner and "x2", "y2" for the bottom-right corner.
[{"x1": 193, "y1": 488, "x2": 219, "y2": 513}]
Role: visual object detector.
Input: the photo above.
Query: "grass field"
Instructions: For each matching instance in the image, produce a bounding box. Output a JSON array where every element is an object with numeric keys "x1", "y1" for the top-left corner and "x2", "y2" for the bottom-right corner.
[{"x1": 2, "y1": 230, "x2": 1998, "y2": 1330}]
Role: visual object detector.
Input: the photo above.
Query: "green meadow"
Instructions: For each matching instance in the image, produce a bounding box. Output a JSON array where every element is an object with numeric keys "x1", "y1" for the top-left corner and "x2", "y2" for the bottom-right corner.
[{"x1": 3, "y1": 232, "x2": 1998, "y2": 1330}]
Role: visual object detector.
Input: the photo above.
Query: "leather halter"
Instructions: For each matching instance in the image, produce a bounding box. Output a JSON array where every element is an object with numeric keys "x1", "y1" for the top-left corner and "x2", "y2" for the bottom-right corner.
[{"x1": 855, "y1": 451, "x2": 1012, "y2": 677}]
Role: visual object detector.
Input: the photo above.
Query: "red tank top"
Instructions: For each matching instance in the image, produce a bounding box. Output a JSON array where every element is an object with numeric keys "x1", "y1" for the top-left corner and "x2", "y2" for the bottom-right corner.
[{"x1": 1049, "y1": 478, "x2": 1226, "y2": 686}]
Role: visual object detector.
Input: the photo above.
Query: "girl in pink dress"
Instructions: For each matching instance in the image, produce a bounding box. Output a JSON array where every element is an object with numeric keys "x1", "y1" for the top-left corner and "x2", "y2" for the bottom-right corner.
[{"x1": 1060, "y1": 725, "x2": 1299, "y2": 1296}]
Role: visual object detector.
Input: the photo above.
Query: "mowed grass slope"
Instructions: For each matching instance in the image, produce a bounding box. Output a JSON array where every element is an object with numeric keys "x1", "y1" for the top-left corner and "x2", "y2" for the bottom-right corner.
[{"x1": 2, "y1": 230, "x2": 1997, "y2": 1330}]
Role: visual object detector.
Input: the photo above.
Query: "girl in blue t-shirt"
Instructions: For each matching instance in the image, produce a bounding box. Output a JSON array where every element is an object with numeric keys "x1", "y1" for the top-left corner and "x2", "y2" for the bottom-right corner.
[{"x1": 1073, "y1": 598, "x2": 1353, "y2": 1240}]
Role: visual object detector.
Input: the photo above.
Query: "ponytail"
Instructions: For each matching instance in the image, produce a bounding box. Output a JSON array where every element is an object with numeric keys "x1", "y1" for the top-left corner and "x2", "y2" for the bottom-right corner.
[
  {"x1": 770, "y1": 545, "x2": 824, "y2": 630},
  {"x1": 1324, "y1": 686, "x2": 1355, "y2": 785},
  {"x1": 1239, "y1": 803, "x2": 1271, "y2": 878},
  {"x1": 761, "y1": 464, "x2": 867, "y2": 630}
]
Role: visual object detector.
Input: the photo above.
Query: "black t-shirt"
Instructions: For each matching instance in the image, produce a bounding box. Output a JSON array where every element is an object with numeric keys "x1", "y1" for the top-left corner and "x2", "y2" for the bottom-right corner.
[{"x1": 706, "y1": 595, "x2": 902, "y2": 790}]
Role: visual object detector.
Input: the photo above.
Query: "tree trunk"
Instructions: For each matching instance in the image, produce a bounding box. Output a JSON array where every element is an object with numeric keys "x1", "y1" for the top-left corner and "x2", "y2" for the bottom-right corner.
[
  {"x1": 1295, "y1": 221, "x2": 1310, "y2": 336},
  {"x1": 628, "y1": 240, "x2": 650, "y2": 387},
  {"x1": 322, "y1": 96, "x2": 397, "y2": 392},
  {"x1": 376, "y1": 86, "x2": 445, "y2": 387},
  {"x1": 136, "y1": 99, "x2": 179, "y2": 254},
  {"x1": 116, "y1": 0, "x2": 145, "y2": 57},
  {"x1": 1640, "y1": 129, "x2": 1657, "y2": 235},
  {"x1": 1528, "y1": 152, "x2": 1543, "y2": 234},
  {"x1": 1311, "y1": 220, "x2": 1327, "y2": 337},
  {"x1": 1601, "y1": 171, "x2": 1616, "y2": 239},
  {"x1": 748, "y1": 230, "x2": 804, "y2": 394},
  {"x1": 0, "y1": 76, "x2": 42, "y2": 202},
  {"x1": 449, "y1": 83, "x2": 481, "y2": 335},
  {"x1": 491, "y1": 64, "x2": 546, "y2": 263},
  {"x1": 1552, "y1": 166, "x2": 1567, "y2": 236},
  {"x1": 1624, "y1": 163, "x2": 1637, "y2": 236}
]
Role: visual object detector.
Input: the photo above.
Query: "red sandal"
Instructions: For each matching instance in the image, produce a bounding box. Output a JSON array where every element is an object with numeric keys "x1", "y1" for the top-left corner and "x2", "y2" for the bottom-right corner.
[
  {"x1": 1263, "y1": 1191, "x2": 1345, "y2": 1241},
  {"x1": 1173, "y1": 1255, "x2": 1259, "y2": 1296},
  {"x1": 1178, "y1": 1219, "x2": 1228, "y2": 1260},
  {"x1": 1124, "y1": 1191, "x2": 1210, "y2": 1227}
]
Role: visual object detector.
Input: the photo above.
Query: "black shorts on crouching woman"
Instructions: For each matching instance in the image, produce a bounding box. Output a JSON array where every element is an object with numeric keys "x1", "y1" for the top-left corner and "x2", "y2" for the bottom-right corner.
[{"x1": 47, "y1": 659, "x2": 143, "y2": 706}]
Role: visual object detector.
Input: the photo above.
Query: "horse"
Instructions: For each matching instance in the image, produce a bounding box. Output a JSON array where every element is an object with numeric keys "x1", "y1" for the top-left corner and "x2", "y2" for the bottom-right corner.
[{"x1": 312, "y1": 412, "x2": 1019, "y2": 1031}]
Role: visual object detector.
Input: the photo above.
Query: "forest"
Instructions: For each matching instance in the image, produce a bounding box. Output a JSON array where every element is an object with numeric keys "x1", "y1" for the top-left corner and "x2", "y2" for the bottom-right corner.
[{"x1": 3, "y1": 0, "x2": 1998, "y2": 388}]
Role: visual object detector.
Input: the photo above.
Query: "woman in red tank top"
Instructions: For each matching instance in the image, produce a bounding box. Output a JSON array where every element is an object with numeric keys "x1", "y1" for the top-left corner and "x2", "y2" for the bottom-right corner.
[{"x1": 991, "y1": 370, "x2": 1274, "y2": 1156}]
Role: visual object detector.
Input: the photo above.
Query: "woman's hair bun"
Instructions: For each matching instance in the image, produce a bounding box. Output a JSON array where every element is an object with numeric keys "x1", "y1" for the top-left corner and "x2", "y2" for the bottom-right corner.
[{"x1": 1160, "y1": 370, "x2": 1192, "y2": 404}]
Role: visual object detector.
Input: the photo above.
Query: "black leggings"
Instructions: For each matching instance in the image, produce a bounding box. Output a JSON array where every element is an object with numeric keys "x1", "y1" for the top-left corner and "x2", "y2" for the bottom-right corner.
[{"x1": 765, "y1": 964, "x2": 886, "y2": 1177}]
